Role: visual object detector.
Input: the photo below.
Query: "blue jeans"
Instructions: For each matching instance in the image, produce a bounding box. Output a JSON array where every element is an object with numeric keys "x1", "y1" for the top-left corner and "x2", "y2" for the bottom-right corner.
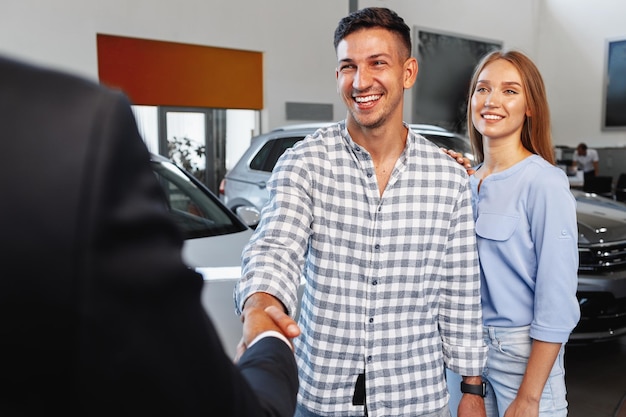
[{"x1": 446, "y1": 325, "x2": 568, "y2": 417}]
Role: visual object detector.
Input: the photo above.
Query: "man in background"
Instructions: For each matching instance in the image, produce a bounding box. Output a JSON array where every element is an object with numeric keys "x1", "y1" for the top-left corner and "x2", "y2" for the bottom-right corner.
[
  {"x1": 572, "y1": 142, "x2": 599, "y2": 184},
  {"x1": 0, "y1": 54, "x2": 298, "y2": 417}
]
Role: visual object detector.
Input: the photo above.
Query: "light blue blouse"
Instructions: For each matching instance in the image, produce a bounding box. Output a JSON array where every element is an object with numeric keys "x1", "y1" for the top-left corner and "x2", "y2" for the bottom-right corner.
[{"x1": 470, "y1": 154, "x2": 581, "y2": 343}]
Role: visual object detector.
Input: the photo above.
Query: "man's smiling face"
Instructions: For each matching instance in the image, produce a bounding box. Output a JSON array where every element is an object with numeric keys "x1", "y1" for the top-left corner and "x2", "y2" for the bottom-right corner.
[{"x1": 336, "y1": 27, "x2": 416, "y2": 130}]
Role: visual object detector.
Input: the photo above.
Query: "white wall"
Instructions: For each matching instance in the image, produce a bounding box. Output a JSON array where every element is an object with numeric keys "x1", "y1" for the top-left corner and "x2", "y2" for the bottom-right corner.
[
  {"x1": 538, "y1": 0, "x2": 626, "y2": 147},
  {"x1": 1, "y1": 0, "x2": 625, "y2": 147}
]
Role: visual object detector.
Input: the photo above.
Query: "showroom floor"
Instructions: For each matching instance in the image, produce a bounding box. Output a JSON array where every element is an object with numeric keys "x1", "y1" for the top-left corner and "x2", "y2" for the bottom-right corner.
[{"x1": 565, "y1": 335, "x2": 626, "y2": 417}]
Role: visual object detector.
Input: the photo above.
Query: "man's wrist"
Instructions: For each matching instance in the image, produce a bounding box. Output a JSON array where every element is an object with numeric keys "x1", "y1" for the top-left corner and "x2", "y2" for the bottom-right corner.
[{"x1": 248, "y1": 330, "x2": 291, "y2": 349}]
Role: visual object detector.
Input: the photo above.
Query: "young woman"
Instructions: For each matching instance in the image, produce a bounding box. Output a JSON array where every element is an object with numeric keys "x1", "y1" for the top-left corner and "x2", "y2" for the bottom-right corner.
[{"x1": 446, "y1": 50, "x2": 580, "y2": 417}]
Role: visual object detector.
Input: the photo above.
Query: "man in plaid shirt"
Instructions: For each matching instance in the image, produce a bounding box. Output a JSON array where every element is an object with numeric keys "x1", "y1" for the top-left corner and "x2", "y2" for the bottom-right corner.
[{"x1": 235, "y1": 7, "x2": 487, "y2": 417}]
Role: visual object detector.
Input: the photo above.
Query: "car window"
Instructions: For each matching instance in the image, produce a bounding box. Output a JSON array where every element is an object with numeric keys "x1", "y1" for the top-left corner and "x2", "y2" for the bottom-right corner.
[
  {"x1": 250, "y1": 136, "x2": 305, "y2": 172},
  {"x1": 151, "y1": 160, "x2": 248, "y2": 239},
  {"x1": 249, "y1": 132, "x2": 472, "y2": 174},
  {"x1": 420, "y1": 132, "x2": 472, "y2": 155}
]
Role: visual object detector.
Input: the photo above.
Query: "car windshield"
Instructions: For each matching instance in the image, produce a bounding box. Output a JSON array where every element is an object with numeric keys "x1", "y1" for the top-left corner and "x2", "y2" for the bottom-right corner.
[
  {"x1": 250, "y1": 135, "x2": 304, "y2": 172},
  {"x1": 151, "y1": 159, "x2": 248, "y2": 239}
]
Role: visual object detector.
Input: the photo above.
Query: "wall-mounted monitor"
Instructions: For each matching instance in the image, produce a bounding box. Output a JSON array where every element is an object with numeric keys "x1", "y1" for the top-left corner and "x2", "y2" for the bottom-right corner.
[
  {"x1": 412, "y1": 28, "x2": 501, "y2": 133},
  {"x1": 602, "y1": 37, "x2": 626, "y2": 131}
]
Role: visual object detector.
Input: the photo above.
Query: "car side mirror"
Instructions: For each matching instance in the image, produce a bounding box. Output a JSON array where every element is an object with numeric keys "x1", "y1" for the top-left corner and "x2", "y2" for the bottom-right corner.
[{"x1": 235, "y1": 205, "x2": 260, "y2": 229}]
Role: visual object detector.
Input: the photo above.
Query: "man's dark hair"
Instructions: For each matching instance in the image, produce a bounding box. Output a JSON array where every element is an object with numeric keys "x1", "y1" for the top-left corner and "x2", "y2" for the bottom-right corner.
[{"x1": 333, "y1": 7, "x2": 412, "y2": 59}]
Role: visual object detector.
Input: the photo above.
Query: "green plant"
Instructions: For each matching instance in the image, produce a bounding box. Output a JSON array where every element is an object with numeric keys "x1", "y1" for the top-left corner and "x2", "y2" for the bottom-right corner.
[{"x1": 168, "y1": 136, "x2": 206, "y2": 184}]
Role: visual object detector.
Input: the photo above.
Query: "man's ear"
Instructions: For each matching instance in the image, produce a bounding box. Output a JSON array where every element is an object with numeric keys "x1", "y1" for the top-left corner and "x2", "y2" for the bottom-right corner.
[{"x1": 403, "y1": 57, "x2": 418, "y2": 89}]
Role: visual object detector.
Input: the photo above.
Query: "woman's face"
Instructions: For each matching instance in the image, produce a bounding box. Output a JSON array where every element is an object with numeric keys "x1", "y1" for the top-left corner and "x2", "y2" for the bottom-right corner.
[{"x1": 470, "y1": 59, "x2": 530, "y2": 142}]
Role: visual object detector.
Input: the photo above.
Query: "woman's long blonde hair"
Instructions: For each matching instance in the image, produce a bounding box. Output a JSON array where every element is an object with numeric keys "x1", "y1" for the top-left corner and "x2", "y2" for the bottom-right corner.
[{"x1": 466, "y1": 50, "x2": 555, "y2": 165}]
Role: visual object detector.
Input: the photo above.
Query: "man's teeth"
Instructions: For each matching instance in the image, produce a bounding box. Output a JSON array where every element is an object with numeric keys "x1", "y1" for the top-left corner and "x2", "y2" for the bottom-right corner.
[{"x1": 355, "y1": 95, "x2": 380, "y2": 103}]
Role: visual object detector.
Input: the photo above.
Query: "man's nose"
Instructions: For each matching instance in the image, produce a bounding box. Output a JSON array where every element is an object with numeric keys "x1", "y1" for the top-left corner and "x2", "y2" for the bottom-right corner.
[{"x1": 352, "y1": 67, "x2": 372, "y2": 90}]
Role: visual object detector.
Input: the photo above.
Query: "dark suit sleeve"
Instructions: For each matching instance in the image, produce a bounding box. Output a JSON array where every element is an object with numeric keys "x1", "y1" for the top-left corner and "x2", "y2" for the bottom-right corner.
[
  {"x1": 0, "y1": 55, "x2": 297, "y2": 416},
  {"x1": 72, "y1": 88, "x2": 298, "y2": 416},
  {"x1": 0, "y1": 57, "x2": 296, "y2": 416},
  {"x1": 238, "y1": 337, "x2": 300, "y2": 417}
]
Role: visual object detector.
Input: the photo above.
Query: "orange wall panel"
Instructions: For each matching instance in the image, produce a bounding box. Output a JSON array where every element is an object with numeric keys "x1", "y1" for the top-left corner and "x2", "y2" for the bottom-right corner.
[{"x1": 97, "y1": 34, "x2": 263, "y2": 109}]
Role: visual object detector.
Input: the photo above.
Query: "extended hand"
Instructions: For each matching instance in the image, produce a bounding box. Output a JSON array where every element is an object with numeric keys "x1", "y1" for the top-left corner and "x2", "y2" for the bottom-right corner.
[{"x1": 235, "y1": 294, "x2": 301, "y2": 362}]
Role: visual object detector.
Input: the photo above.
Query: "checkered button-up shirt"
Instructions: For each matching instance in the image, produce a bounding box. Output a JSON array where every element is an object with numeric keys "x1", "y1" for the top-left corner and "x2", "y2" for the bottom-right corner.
[{"x1": 235, "y1": 122, "x2": 486, "y2": 417}]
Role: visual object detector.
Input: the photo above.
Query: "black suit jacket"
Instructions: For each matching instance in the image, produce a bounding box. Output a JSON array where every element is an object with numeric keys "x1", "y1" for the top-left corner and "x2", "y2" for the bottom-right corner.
[{"x1": 0, "y1": 56, "x2": 297, "y2": 416}]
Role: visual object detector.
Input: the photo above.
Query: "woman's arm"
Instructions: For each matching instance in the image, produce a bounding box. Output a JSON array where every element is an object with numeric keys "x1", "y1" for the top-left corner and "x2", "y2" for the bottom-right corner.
[{"x1": 504, "y1": 340, "x2": 562, "y2": 417}]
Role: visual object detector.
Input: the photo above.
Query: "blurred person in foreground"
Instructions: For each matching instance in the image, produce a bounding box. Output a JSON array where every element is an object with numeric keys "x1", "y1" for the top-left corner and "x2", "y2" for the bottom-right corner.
[
  {"x1": 234, "y1": 7, "x2": 487, "y2": 417},
  {"x1": 0, "y1": 54, "x2": 298, "y2": 417},
  {"x1": 445, "y1": 50, "x2": 580, "y2": 417}
]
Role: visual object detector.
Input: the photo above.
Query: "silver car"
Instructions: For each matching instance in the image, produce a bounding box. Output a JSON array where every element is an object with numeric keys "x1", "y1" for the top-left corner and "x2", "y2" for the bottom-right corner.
[{"x1": 218, "y1": 123, "x2": 474, "y2": 215}]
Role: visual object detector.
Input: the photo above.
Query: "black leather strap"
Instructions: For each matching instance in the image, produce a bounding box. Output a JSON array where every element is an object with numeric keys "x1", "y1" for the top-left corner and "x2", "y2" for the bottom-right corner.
[{"x1": 460, "y1": 381, "x2": 487, "y2": 397}]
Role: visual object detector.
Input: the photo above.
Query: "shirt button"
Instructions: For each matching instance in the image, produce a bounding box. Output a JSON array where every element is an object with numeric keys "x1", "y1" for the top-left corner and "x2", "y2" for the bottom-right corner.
[
  {"x1": 375, "y1": 244, "x2": 380, "y2": 250},
  {"x1": 367, "y1": 355, "x2": 372, "y2": 362},
  {"x1": 367, "y1": 172, "x2": 373, "y2": 178},
  {"x1": 369, "y1": 317, "x2": 374, "y2": 323},
  {"x1": 372, "y1": 280, "x2": 378, "y2": 285}
]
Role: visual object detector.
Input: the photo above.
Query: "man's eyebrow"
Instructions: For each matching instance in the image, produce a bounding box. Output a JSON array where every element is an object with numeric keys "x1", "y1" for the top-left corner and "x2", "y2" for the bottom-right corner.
[{"x1": 339, "y1": 53, "x2": 392, "y2": 63}]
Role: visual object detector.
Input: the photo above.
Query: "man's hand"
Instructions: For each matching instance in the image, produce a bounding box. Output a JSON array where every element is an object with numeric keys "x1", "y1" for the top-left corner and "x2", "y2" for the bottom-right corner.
[
  {"x1": 235, "y1": 293, "x2": 301, "y2": 362},
  {"x1": 441, "y1": 148, "x2": 475, "y2": 175},
  {"x1": 458, "y1": 393, "x2": 487, "y2": 417},
  {"x1": 264, "y1": 305, "x2": 301, "y2": 339}
]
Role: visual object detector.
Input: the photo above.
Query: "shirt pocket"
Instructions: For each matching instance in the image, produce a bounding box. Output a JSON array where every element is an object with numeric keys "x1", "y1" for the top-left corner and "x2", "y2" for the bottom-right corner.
[{"x1": 475, "y1": 212, "x2": 519, "y2": 241}]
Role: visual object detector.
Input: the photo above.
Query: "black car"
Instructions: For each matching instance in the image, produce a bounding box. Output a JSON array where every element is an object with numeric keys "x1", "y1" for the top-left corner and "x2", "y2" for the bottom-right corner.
[{"x1": 569, "y1": 189, "x2": 626, "y2": 342}]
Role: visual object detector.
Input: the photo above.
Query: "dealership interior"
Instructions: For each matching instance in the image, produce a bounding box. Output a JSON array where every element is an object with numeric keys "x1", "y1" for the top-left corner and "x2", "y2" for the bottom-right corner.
[{"x1": 2, "y1": 1, "x2": 626, "y2": 416}]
